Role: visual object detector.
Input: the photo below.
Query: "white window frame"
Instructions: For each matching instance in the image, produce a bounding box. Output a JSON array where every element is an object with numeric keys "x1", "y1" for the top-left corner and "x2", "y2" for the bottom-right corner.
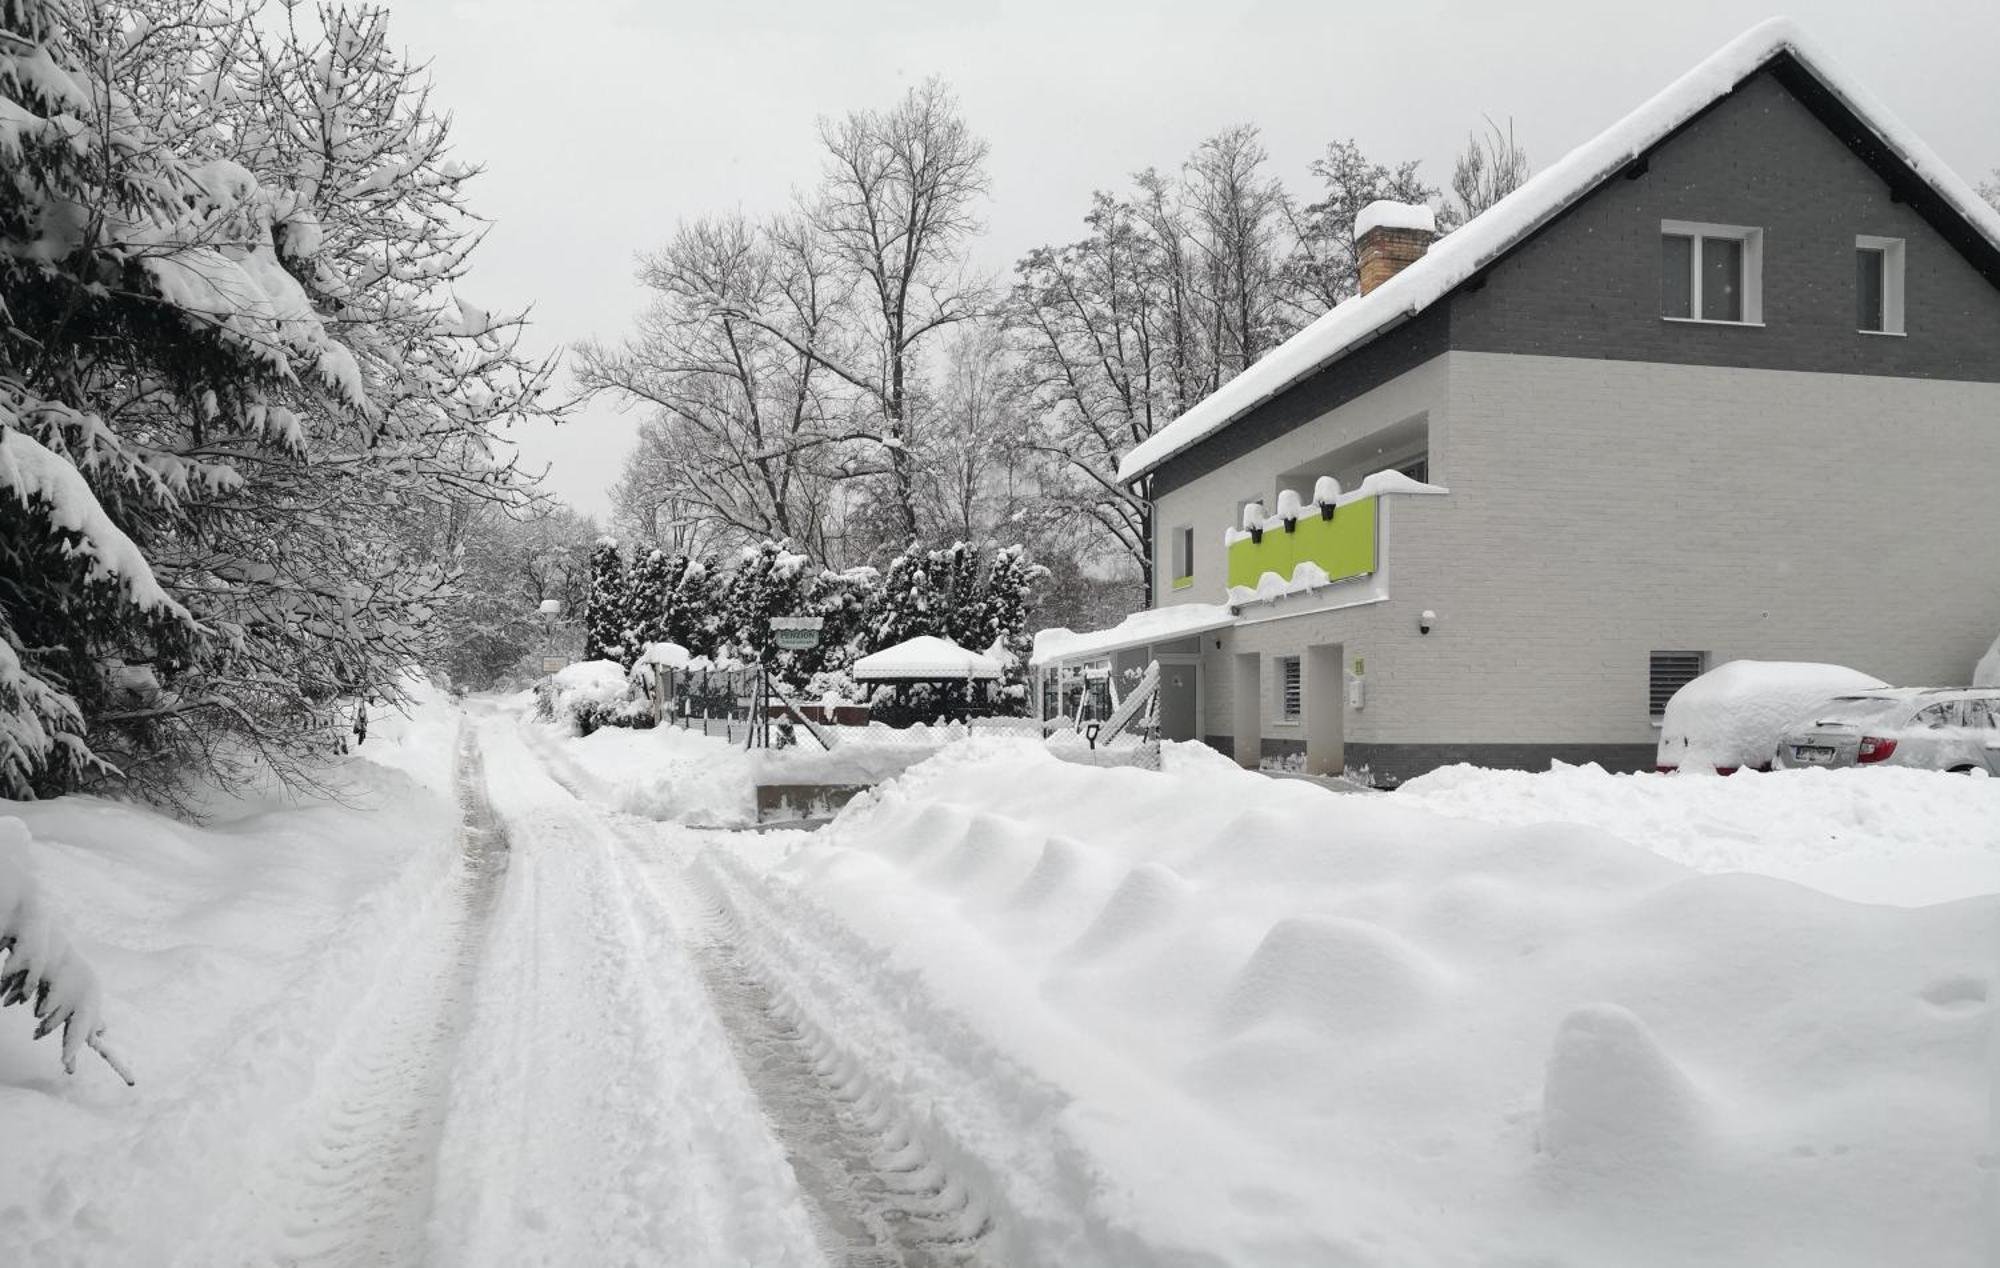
[
  {"x1": 1277, "y1": 655, "x2": 1303, "y2": 723},
  {"x1": 1660, "y1": 220, "x2": 1764, "y2": 326},
  {"x1": 1855, "y1": 234, "x2": 1906, "y2": 336}
]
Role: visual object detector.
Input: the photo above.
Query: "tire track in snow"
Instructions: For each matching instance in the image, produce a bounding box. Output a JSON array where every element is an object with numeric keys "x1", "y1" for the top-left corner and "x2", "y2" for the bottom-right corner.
[
  {"x1": 200, "y1": 729, "x2": 506, "y2": 1268},
  {"x1": 687, "y1": 899, "x2": 993, "y2": 1267},
  {"x1": 600, "y1": 820, "x2": 997, "y2": 1267}
]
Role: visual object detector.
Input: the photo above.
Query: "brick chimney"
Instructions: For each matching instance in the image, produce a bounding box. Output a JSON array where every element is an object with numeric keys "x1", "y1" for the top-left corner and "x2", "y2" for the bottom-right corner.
[{"x1": 1355, "y1": 200, "x2": 1437, "y2": 295}]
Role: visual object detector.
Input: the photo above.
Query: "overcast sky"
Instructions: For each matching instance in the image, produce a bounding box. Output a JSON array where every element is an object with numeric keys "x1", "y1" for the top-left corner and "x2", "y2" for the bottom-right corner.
[{"x1": 378, "y1": 0, "x2": 2000, "y2": 520}]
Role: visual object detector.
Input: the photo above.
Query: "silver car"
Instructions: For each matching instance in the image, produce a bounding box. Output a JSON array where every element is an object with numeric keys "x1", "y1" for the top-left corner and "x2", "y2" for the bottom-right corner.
[{"x1": 1772, "y1": 688, "x2": 2000, "y2": 774}]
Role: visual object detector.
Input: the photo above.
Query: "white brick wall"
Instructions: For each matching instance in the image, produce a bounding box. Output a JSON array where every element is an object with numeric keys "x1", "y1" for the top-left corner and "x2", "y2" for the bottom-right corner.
[{"x1": 1161, "y1": 350, "x2": 2000, "y2": 747}]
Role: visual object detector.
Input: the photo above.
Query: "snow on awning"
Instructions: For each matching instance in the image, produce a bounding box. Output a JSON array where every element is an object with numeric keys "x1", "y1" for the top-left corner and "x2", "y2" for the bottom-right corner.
[
  {"x1": 1031, "y1": 603, "x2": 1237, "y2": 669},
  {"x1": 1115, "y1": 18, "x2": 2000, "y2": 485},
  {"x1": 852, "y1": 635, "x2": 1003, "y2": 682}
]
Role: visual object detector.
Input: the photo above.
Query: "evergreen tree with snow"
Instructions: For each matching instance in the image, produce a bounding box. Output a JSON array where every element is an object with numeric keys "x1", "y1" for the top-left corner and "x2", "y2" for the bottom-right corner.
[
  {"x1": 802, "y1": 566, "x2": 881, "y2": 678},
  {"x1": 718, "y1": 541, "x2": 813, "y2": 673},
  {"x1": 980, "y1": 545, "x2": 1040, "y2": 713},
  {"x1": 582, "y1": 540, "x2": 629, "y2": 665},
  {"x1": 661, "y1": 554, "x2": 720, "y2": 659},
  {"x1": 623, "y1": 549, "x2": 673, "y2": 653},
  {"x1": 871, "y1": 551, "x2": 943, "y2": 650},
  {"x1": 1, "y1": 0, "x2": 557, "y2": 799}
]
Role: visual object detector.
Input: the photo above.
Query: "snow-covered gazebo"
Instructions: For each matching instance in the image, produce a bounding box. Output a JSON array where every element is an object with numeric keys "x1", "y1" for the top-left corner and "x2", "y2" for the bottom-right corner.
[
  {"x1": 851, "y1": 635, "x2": 1001, "y2": 683},
  {"x1": 852, "y1": 635, "x2": 1003, "y2": 725}
]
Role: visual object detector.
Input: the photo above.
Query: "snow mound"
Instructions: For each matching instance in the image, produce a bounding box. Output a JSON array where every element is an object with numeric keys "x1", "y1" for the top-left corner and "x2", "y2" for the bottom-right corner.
[
  {"x1": 1217, "y1": 915, "x2": 1447, "y2": 1039},
  {"x1": 757, "y1": 738, "x2": 1998, "y2": 1264},
  {"x1": 1539, "y1": 1003, "x2": 1708, "y2": 1176},
  {"x1": 527, "y1": 718, "x2": 755, "y2": 828},
  {"x1": 1398, "y1": 760, "x2": 2000, "y2": 906},
  {"x1": 1657, "y1": 659, "x2": 1887, "y2": 771}
]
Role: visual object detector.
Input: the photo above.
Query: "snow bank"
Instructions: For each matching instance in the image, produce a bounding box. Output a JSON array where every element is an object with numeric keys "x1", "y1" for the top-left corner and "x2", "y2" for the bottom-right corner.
[
  {"x1": 526, "y1": 716, "x2": 757, "y2": 828},
  {"x1": 1401, "y1": 760, "x2": 2000, "y2": 906},
  {"x1": 760, "y1": 740, "x2": 1994, "y2": 1264},
  {"x1": 0, "y1": 689, "x2": 463, "y2": 1265},
  {"x1": 1657, "y1": 660, "x2": 1887, "y2": 771}
]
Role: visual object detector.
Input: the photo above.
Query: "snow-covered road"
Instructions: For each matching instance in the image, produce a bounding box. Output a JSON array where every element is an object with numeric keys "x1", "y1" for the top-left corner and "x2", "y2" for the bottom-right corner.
[
  {"x1": 9, "y1": 697, "x2": 1994, "y2": 1266},
  {"x1": 457, "y1": 704, "x2": 1019, "y2": 1266}
]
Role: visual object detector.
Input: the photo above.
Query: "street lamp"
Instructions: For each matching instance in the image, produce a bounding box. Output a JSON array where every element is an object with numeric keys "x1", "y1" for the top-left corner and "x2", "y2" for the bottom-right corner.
[{"x1": 538, "y1": 599, "x2": 562, "y2": 674}]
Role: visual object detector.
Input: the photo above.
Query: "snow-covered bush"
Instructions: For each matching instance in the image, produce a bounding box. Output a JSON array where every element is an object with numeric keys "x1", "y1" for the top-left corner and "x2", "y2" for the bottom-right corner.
[
  {"x1": 1657, "y1": 660, "x2": 1888, "y2": 772},
  {"x1": 0, "y1": 819, "x2": 130, "y2": 1083},
  {"x1": 544, "y1": 660, "x2": 648, "y2": 735}
]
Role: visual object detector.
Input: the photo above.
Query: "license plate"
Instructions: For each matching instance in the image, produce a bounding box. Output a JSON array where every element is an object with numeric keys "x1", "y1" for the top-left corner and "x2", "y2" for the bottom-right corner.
[{"x1": 1792, "y1": 745, "x2": 1835, "y2": 765}]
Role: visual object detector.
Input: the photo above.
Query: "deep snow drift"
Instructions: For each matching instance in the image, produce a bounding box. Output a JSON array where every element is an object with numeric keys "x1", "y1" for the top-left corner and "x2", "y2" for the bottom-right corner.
[
  {"x1": 0, "y1": 685, "x2": 464, "y2": 1267},
  {"x1": 1400, "y1": 760, "x2": 2000, "y2": 905},
  {"x1": 752, "y1": 739, "x2": 1996, "y2": 1266}
]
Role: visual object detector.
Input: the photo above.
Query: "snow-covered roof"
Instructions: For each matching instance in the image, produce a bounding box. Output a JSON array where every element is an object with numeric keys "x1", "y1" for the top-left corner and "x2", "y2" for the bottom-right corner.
[
  {"x1": 1355, "y1": 200, "x2": 1437, "y2": 237},
  {"x1": 1117, "y1": 18, "x2": 2000, "y2": 484},
  {"x1": 851, "y1": 635, "x2": 1003, "y2": 681},
  {"x1": 1031, "y1": 603, "x2": 1237, "y2": 668}
]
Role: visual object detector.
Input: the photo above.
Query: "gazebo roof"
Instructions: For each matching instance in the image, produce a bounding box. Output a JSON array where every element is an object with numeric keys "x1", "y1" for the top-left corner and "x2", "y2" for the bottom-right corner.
[{"x1": 851, "y1": 635, "x2": 1002, "y2": 682}]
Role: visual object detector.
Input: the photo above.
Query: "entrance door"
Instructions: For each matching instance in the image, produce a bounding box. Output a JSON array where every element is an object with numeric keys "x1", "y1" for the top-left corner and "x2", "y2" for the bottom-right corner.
[
  {"x1": 1157, "y1": 658, "x2": 1200, "y2": 742},
  {"x1": 1232, "y1": 652, "x2": 1261, "y2": 769},
  {"x1": 1305, "y1": 643, "x2": 1345, "y2": 776}
]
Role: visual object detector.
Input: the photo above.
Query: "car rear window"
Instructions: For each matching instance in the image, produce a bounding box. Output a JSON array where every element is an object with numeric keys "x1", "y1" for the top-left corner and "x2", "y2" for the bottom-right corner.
[{"x1": 1806, "y1": 696, "x2": 1914, "y2": 725}]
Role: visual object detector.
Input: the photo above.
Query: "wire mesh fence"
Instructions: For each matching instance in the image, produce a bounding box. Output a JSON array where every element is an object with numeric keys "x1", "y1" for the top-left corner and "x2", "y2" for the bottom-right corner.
[{"x1": 631, "y1": 665, "x2": 1161, "y2": 767}]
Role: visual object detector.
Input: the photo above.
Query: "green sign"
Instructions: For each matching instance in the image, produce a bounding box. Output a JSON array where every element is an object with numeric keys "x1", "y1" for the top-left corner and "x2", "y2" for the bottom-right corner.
[{"x1": 770, "y1": 616, "x2": 823, "y2": 651}]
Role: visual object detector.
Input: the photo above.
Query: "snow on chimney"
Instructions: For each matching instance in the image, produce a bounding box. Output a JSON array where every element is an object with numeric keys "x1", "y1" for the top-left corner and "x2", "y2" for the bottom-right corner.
[{"x1": 1355, "y1": 200, "x2": 1437, "y2": 295}]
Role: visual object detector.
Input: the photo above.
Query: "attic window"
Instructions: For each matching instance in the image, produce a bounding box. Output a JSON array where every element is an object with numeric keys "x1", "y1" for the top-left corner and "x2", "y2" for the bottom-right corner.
[
  {"x1": 1855, "y1": 235, "x2": 1905, "y2": 335},
  {"x1": 1661, "y1": 221, "x2": 1763, "y2": 325}
]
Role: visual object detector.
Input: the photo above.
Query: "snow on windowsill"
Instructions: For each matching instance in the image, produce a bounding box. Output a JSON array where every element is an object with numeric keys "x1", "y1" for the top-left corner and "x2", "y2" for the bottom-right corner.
[{"x1": 1661, "y1": 317, "x2": 1766, "y2": 328}]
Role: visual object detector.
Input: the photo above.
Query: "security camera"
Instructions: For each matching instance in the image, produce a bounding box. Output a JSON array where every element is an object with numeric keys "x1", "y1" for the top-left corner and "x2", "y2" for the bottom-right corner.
[{"x1": 1419, "y1": 609, "x2": 1436, "y2": 635}]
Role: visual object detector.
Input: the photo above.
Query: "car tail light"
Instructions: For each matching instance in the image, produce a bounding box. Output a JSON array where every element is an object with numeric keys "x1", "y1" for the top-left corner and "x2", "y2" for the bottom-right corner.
[{"x1": 1856, "y1": 736, "x2": 1897, "y2": 764}]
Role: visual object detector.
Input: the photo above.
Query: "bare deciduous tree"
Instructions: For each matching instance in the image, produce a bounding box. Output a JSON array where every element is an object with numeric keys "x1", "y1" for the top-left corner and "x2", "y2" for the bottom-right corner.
[
  {"x1": 1281, "y1": 140, "x2": 1439, "y2": 318},
  {"x1": 1443, "y1": 116, "x2": 1532, "y2": 229},
  {"x1": 577, "y1": 213, "x2": 845, "y2": 560}
]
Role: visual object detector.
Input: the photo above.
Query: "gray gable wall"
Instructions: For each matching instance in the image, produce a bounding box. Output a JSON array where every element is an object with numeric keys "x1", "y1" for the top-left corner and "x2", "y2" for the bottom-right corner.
[{"x1": 1449, "y1": 67, "x2": 2000, "y2": 378}]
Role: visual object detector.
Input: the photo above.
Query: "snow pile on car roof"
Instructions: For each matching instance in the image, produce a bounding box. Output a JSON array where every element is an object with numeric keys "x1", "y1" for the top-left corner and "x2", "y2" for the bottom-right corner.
[
  {"x1": 766, "y1": 739, "x2": 1993, "y2": 1264},
  {"x1": 1657, "y1": 659, "x2": 1888, "y2": 771}
]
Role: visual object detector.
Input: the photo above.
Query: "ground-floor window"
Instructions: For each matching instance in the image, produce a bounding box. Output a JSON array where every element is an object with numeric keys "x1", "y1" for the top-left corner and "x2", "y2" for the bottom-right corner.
[
  {"x1": 1278, "y1": 655, "x2": 1303, "y2": 721},
  {"x1": 1649, "y1": 649, "x2": 1708, "y2": 720}
]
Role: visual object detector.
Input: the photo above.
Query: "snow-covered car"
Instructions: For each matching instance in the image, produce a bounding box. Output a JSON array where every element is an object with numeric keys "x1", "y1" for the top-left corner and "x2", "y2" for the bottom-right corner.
[
  {"x1": 1771, "y1": 688, "x2": 2000, "y2": 774},
  {"x1": 1655, "y1": 660, "x2": 1888, "y2": 774}
]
